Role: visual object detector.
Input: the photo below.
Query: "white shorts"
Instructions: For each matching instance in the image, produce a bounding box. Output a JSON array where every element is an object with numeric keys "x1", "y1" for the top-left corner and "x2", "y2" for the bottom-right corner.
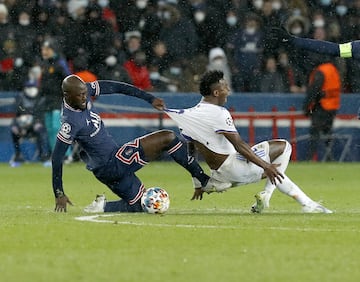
[{"x1": 210, "y1": 141, "x2": 270, "y2": 186}]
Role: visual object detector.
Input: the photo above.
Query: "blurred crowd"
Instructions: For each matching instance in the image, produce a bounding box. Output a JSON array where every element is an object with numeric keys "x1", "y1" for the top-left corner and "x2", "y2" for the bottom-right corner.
[{"x1": 0, "y1": 0, "x2": 360, "y2": 94}]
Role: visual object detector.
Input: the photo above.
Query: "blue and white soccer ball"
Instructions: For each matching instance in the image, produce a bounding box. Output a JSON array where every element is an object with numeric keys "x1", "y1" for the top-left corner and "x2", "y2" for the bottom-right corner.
[{"x1": 141, "y1": 187, "x2": 170, "y2": 214}]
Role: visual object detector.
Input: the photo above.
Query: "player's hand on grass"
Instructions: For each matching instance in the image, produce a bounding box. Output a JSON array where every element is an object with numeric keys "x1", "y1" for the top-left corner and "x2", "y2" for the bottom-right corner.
[
  {"x1": 55, "y1": 195, "x2": 73, "y2": 212},
  {"x1": 263, "y1": 163, "x2": 284, "y2": 185},
  {"x1": 191, "y1": 188, "x2": 204, "y2": 200},
  {"x1": 152, "y1": 97, "x2": 165, "y2": 111}
]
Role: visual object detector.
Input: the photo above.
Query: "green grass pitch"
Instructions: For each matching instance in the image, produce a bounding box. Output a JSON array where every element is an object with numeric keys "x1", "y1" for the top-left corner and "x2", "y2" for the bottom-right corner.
[{"x1": 1, "y1": 161, "x2": 360, "y2": 282}]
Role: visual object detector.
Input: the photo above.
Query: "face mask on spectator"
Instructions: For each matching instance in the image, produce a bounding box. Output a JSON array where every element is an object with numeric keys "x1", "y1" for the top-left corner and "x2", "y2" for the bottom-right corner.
[
  {"x1": 150, "y1": 71, "x2": 160, "y2": 80},
  {"x1": 320, "y1": 0, "x2": 331, "y2": 6},
  {"x1": 279, "y1": 58, "x2": 288, "y2": 67},
  {"x1": 336, "y1": 5, "x2": 348, "y2": 16},
  {"x1": 291, "y1": 27, "x2": 302, "y2": 35},
  {"x1": 313, "y1": 19, "x2": 325, "y2": 28},
  {"x1": 212, "y1": 58, "x2": 225, "y2": 67},
  {"x1": 272, "y1": 1, "x2": 282, "y2": 10},
  {"x1": 24, "y1": 87, "x2": 39, "y2": 98},
  {"x1": 253, "y1": 0, "x2": 263, "y2": 10},
  {"x1": 29, "y1": 66, "x2": 41, "y2": 81},
  {"x1": 136, "y1": 0, "x2": 148, "y2": 9},
  {"x1": 105, "y1": 55, "x2": 117, "y2": 67},
  {"x1": 170, "y1": 67, "x2": 181, "y2": 75},
  {"x1": 19, "y1": 19, "x2": 30, "y2": 26},
  {"x1": 163, "y1": 11, "x2": 171, "y2": 20},
  {"x1": 194, "y1": 11, "x2": 206, "y2": 23},
  {"x1": 97, "y1": 0, "x2": 109, "y2": 7},
  {"x1": 245, "y1": 27, "x2": 256, "y2": 35},
  {"x1": 167, "y1": 84, "x2": 178, "y2": 92},
  {"x1": 226, "y1": 16, "x2": 237, "y2": 26}
]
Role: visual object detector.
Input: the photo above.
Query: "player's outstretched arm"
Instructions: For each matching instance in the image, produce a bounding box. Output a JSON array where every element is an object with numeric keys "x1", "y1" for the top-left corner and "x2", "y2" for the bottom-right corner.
[
  {"x1": 88, "y1": 80, "x2": 165, "y2": 110},
  {"x1": 272, "y1": 26, "x2": 360, "y2": 60},
  {"x1": 52, "y1": 139, "x2": 73, "y2": 212}
]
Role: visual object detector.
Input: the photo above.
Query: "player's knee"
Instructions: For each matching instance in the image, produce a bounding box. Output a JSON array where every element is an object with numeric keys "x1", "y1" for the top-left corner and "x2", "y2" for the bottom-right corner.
[{"x1": 159, "y1": 129, "x2": 177, "y2": 144}]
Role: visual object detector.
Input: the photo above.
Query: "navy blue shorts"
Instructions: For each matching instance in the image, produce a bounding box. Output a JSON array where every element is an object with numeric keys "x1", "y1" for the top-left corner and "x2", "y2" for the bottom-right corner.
[{"x1": 92, "y1": 138, "x2": 148, "y2": 204}]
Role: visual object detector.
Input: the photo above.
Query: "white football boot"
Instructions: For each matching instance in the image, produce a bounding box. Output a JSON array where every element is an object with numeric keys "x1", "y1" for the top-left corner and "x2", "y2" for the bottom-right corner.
[
  {"x1": 84, "y1": 194, "x2": 106, "y2": 213},
  {"x1": 202, "y1": 178, "x2": 232, "y2": 194},
  {"x1": 302, "y1": 201, "x2": 333, "y2": 214}
]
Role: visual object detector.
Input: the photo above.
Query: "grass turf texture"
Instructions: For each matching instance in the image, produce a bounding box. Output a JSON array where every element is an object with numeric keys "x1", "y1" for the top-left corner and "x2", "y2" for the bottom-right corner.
[{"x1": 0, "y1": 162, "x2": 359, "y2": 282}]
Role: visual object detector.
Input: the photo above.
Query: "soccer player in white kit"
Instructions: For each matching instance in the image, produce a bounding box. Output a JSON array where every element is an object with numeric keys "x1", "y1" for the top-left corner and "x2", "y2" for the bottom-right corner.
[{"x1": 165, "y1": 70, "x2": 332, "y2": 213}]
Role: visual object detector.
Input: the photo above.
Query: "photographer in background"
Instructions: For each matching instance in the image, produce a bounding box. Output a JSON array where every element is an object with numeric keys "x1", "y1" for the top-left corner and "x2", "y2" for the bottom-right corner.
[{"x1": 10, "y1": 81, "x2": 51, "y2": 167}]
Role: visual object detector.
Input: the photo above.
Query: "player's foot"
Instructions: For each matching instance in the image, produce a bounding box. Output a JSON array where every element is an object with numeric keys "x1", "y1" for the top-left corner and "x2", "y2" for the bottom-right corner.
[
  {"x1": 84, "y1": 194, "x2": 106, "y2": 213},
  {"x1": 202, "y1": 178, "x2": 232, "y2": 194},
  {"x1": 251, "y1": 191, "x2": 269, "y2": 213},
  {"x1": 42, "y1": 160, "x2": 52, "y2": 167},
  {"x1": 302, "y1": 201, "x2": 333, "y2": 214},
  {"x1": 9, "y1": 153, "x2": 25, "y2": 167}
]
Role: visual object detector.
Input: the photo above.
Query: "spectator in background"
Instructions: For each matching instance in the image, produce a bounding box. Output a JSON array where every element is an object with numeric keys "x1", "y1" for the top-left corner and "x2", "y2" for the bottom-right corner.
[
  {"x1": 32, "y1": 7, "x2": 53, "y2": 48},
  {"x1": 206, "y1": 47, "x2": 232, "y2": 90},
  {"x1": 97, "y1": 0, "x2": 118, "y2": 32},
  {"x1": 162, "y1": 55, "x2": 207, "y2": 93},
  {"x1": 277, "y1": 50, "x2": 306, "y2": 93},
  {"x1": 63, "y1": 0, "x2": 89, "y2": 61},
  {"x1": 72, "y1": 53, "x2": 97, "y2": 83},
  {"x1": 256, "y1": 56, "x2": 286, "y2": 93},
  {"x1": 40, "y1": 37, "x2": 71, "y2": 152},
  {"x1": 10, "y1": 81, "x2": 51, "y2": 167},
  {"x1": 123, "y1": 50, "x2": 152, "y2": 90},
  {"x1": 148, "y1": 63, "x2": 171, "y2": 92},
  {"x1": 191, "y1": 1, "x2": 225, "y2": 55},
  {"x1": 97, "y1": 47, "x2": 132, "y2": 83},
  {"x1": 230, "y1": 13, "x2": 263, "y2": 92},
  {"x1": 83, "y1": 4, "x2": 115, "y2": 74},
  {"x1": 111, "y1": 33, "x2": 127, "y2": 65},
  {"x1": 284, "y1": 14, "x2": 311, "y2": 90},
  {"x1": 149, "y1": 40, "x2": 171, "y2": 74},
  {"x1": 124, "y1": 30, "x2": 142, "y2": 60},
  {"x1": 12, "y1": 9, "x2": 37, "y2": 90},
  {"x1": 221, "y1": 9, "x2": 240, "y2": 48},
  {"x1": 0, "y1": 3, "x2": 16, "y2": 90},
  {"x1": 158, "y1": 3, "x2": 199, "y2": 65},
  {"x1": 261, "y1": 0, "x2": 283, "y2": 57}
]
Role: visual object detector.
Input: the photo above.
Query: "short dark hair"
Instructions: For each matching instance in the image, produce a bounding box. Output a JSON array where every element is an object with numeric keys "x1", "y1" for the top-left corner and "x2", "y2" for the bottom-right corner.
[{"x1": 199, "y1": 70, "x2": 224, "y2": 96}]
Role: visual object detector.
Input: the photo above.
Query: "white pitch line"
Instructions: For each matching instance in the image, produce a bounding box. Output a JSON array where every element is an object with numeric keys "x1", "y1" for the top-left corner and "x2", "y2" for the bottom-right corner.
[{"x1": 74, "y1": 214, "x2": 360, "y2": 233}]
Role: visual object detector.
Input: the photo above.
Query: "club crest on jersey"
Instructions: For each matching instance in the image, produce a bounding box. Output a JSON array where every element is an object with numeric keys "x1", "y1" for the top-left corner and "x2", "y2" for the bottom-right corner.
[{"x1": 60, "y1": 122, "x2": 71, "y2": 139}]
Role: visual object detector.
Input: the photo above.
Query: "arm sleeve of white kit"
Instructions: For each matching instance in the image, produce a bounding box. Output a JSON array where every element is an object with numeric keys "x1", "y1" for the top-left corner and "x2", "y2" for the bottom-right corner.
[{"x1": 214, "y1": 109, "x2": 237, "y2": 134}]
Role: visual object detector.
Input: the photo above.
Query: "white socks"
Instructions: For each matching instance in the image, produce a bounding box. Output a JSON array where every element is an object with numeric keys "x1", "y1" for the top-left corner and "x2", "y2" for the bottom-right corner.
[{"x1": 262, "y1": 140, "x2": 313, "y2": 207}]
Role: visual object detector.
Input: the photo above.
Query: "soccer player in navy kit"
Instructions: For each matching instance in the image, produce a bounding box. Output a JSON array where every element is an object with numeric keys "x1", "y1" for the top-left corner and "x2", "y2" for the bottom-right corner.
[{"x1": 52, "y1": 75, "x2": 213, "y2": 213}]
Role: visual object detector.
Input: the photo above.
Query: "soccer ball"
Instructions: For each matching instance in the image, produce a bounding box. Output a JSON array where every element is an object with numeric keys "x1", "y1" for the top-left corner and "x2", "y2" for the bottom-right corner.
[{"x1": 141, "y1": 187, "x2": 170, "y2": 214}]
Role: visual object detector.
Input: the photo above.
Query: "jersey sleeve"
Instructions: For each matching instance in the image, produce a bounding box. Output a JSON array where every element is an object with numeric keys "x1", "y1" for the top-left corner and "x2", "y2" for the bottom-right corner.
[
  {"x1": 86, "y1": 80, "x2": 155, "y2": 104},
  {"x1": 291, "y1": 37, "x2": 340, "y2": 57},
  {"x1": 56, "y1": 120, "x2": 77, "y2": 145},
  {"x1": 214, "y1": 108, "x2": 237, "y2": 134},
  {"x1": 52, "y1": 138, "x2": 71, "y2": 196}
]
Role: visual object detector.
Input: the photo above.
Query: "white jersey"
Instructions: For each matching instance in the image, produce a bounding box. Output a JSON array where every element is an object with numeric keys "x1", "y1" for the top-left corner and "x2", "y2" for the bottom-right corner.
[{"x1": 165, "y1": 102, "x2": 237, "y2": 155}]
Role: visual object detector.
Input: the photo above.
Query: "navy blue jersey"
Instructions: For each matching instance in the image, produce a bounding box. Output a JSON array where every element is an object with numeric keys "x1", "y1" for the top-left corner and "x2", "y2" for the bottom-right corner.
[{"x1": 52, "y1": 80, "x2": 156, "y2": 196}]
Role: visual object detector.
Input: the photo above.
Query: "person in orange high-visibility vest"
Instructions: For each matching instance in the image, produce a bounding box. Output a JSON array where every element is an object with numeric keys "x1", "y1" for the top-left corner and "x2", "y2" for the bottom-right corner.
[{"x1": 303, "y1": 57, "x2": 341, "y2": 161}]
